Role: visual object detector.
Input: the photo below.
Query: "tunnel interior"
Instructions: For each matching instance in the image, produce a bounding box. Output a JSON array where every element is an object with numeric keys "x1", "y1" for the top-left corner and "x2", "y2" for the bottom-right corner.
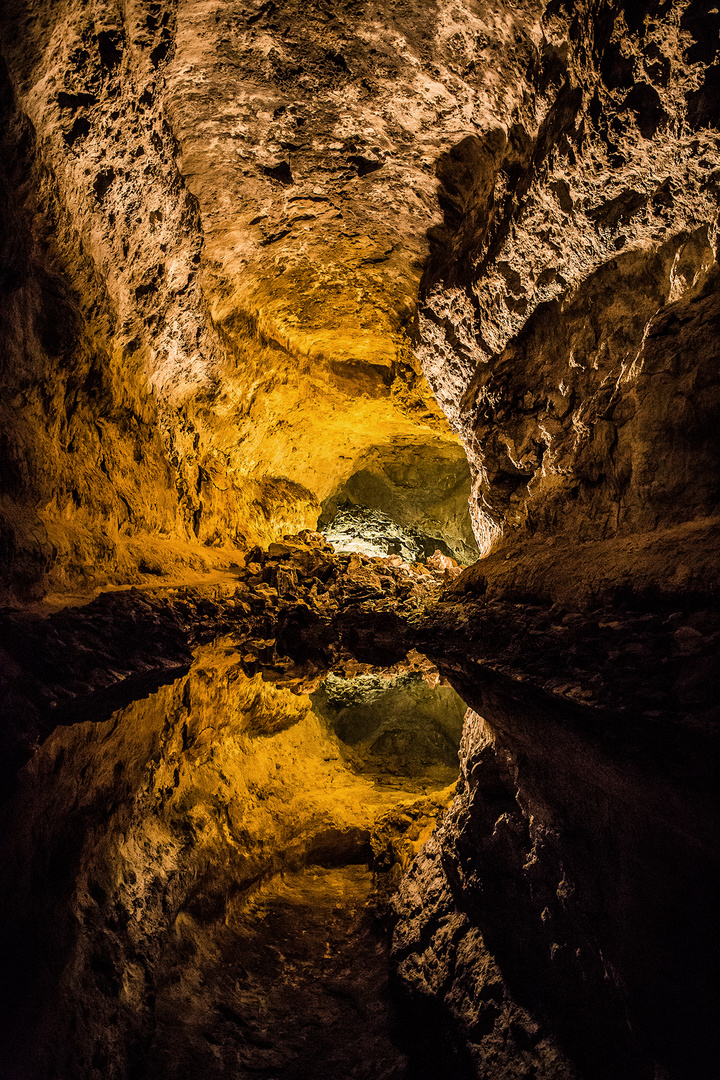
[
  {"x1": 317, "y1": 443, "x2": 479, "y2": 565},
  {"x1": 1, "y1": 0, "x2": 719, "y2": 1078}
]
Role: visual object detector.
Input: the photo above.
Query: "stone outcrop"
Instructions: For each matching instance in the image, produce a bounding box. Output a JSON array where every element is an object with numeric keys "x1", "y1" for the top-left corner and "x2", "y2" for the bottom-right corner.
[{"x1": 417, "y1": 0, "x2": 719, "y2": 564}]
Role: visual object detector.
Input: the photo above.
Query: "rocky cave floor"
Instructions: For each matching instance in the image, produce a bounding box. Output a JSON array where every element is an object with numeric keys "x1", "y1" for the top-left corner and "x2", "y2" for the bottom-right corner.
[
  {"x1": 3, "y1": 527, "x2": 717, "y2": 780},
  {"x1": 0, "y1": 529, "x2": 718, "y2": 1079}
]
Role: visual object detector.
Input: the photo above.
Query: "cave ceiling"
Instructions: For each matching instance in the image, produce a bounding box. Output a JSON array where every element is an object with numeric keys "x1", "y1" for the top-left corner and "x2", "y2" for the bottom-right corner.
[
  {"x1": 1, "y1": 0, "x2": 717, "y2": 599},
  {"x1": 0, "y1": 0, "x2": 551, "y2": 596}
]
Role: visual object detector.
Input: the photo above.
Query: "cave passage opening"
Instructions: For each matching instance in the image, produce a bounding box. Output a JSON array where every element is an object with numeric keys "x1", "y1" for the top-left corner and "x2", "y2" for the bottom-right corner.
[
  {"x1": 316, "y1": 443, "x2": 480, "y2": 567},
  {"x1": 320, "y1": 504, "x2": 441, "y2": 562}
]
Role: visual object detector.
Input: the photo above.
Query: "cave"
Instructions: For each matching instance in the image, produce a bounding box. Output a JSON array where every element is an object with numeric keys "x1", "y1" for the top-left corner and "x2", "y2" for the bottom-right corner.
[{"x1": 0, "y1": 2, "x2": 718, "y2": 1079}]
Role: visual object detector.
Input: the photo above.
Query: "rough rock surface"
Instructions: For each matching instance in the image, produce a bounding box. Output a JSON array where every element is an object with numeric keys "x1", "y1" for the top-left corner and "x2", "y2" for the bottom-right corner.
[
  {"x1": 417, "y1": 0, "x2": 720, "y2": 560},
  {"x1": 321, "y1": 503, "x2": 475, "y2": 563},
  {"x1": 320, "y1": 447, "x2": 479, "y2": 564},
  {"x1": 0, "y1": 1, "x2": 718, "y2": 1078},
  {"x1": 0, "y1": 0, "x2": 539, "y2": 597}
]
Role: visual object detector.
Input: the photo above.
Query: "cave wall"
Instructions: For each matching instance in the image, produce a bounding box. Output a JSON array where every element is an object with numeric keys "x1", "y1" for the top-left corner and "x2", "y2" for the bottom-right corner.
[
  {"x1": 0, "y1": 57, "x2": 191, "y2": 597},
  {"x1": 1, "y1": 0, "x2": 557, "y2": 599},
  {"x1": 0, "y1": 36, "x2": 319, "y2": 599},
  {"x1": 392, "y1": 3, "x2": 720, "y2": 1077},
  {"x1": 416, "y1": 0, "x2": 719, "y2": 561}
]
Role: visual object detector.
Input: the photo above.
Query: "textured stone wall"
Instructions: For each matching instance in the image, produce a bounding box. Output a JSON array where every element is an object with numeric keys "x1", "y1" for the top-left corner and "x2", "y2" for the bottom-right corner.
[
  {"x1": 391, "y1": 3, "x2": 720, "y2": 1077},
  {"x1": 0, "y1": 57, "x2": 189, "y2": 596},
  {"x1": 416, "y1": 0, "x2": 719, "y2": 557},
  {"x1": 2, "y1": 0, "x2": 551, "y2": 598}
]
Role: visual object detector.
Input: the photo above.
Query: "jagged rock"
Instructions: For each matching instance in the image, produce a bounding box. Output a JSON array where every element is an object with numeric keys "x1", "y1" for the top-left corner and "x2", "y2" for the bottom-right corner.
[
  {"x1": 0, "y1": 0, "x2": 494, "y2": 598},
  {"x1": 416, "y1": 0, "x2": 720, "y2": 570}
]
